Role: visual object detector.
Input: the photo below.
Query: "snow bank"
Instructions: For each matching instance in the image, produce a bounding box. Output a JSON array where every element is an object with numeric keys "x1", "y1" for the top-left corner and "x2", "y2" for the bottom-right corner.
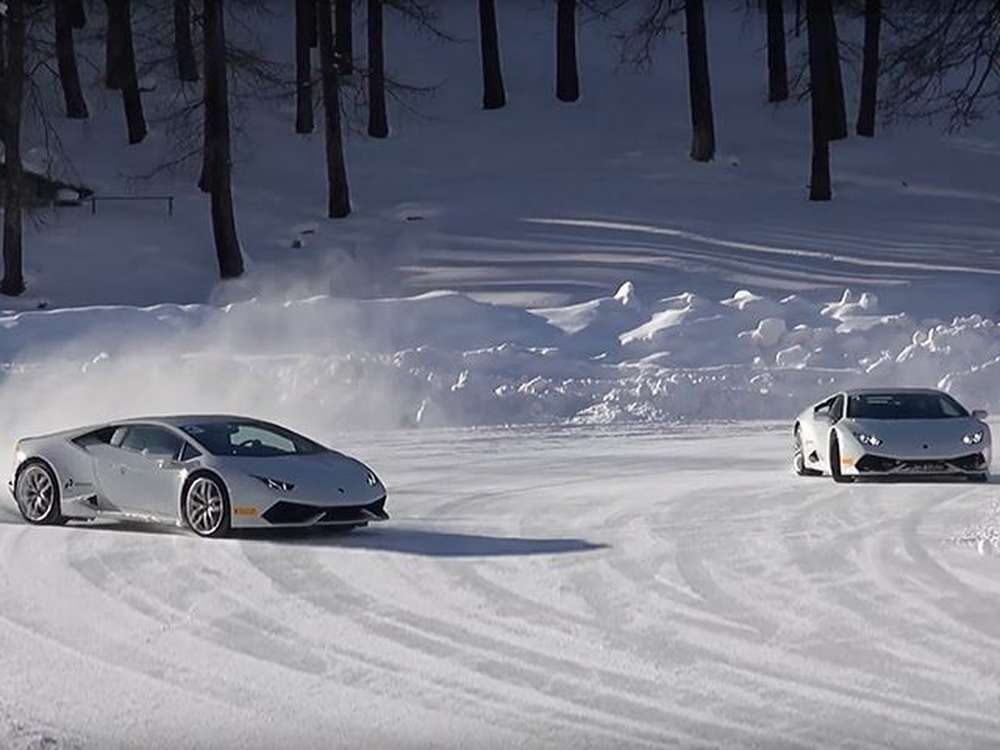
[{"x1": 1, "y1": 283, "x2": 999, "y2": 447}]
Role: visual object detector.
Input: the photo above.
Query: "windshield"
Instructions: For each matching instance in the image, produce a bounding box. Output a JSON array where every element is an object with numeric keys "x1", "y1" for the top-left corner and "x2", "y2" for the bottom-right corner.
[
  {"x1": 846, "y1": 392, "x2": 968, "y2": 420},
  {"x1": 180, "y1": 421, "x2": 326, "y2": 457}
]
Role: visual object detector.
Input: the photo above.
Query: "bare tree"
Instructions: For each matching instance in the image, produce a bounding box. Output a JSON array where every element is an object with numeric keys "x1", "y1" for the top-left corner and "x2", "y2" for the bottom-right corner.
[
  {"x1": 368, "y1": 0, "x2": 388, "y2": 136},
  {"x1": 479, "y1": 0, "x2": 506, "y2": 109},
  {"x1": 54, "y1": 0, "x2": 88, "y2": 118},
  {"x1": 806, "y1": 0, "x2": 845, "y2": 201},
  {"x1": 1, "y1": 0, "x2": 26, "y2": 296},
  {"x1": 336, "y1": 0, "x2": 354, "y2": 75},
  {"x1": 685, "y1": 0, "x2": 716, "y2": 161},
  {"x1": 766, "y1": 0, "x2": 789, "y2": 102},
  {"x1": 202, "y1": 0, "x2": 244, "y2": 277},
  {"x1": 319, "y1": 0, "x2": 352, "y2": 217},
  {"x1": 295, "y1": 0, "x2": 315, "y2": 133},
  {"x1": 556, "y1": 0, "x2": 580, "y2": 102},
  {"x1": 69, "y1": 0, "x2": 85, "y2": 29},
  {"x1": 855, "y1": 0, "x2": 881, "y2": 136},
  {"x1": 174, "y1": 0, "x2": 199, "y2": 82},
  {"x1": 105, "y1": 0, "x2": 147, "y2": 143}
]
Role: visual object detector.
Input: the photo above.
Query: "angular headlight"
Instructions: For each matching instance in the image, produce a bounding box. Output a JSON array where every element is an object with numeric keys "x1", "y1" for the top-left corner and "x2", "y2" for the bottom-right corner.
[
  {"x1": 253, "y1": 475, "x2": 295, "y2": 492},
  {"x1": 963, "y1": 431, "x2": 984, "y2": 445},
  {"x1": 366, "y1": 471, "x2": 379, "y2": 487},
  {"x1": 853, "y1": 432, "x2": 883, "y2": 447}
]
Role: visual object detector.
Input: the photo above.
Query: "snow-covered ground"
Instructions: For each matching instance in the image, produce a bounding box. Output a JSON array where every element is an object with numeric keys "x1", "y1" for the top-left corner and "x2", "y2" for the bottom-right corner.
[{"x1": 2, "y1": 424, "x2": 999, "y2": 748}]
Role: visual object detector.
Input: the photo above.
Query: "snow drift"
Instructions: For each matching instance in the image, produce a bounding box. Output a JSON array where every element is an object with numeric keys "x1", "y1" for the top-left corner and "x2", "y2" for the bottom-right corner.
[{"x1": 1, "y1": 283, "x2": 998, "y2": 458}]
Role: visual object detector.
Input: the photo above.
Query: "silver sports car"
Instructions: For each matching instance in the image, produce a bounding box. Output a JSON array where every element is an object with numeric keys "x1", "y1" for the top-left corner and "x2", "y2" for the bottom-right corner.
[
  {"x1": 8, "y1": 415, "x2": 388, "y2": 537},
  {"x1": 794, "y1": 388, "x2": 991, "y2": 483}
]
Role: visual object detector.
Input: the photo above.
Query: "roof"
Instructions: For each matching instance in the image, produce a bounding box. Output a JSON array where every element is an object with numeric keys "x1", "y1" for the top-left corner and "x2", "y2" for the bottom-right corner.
[
  {"x1": 120, "y1": 415, "x2": 262, "y2": 428},
  {"x1": 842, "y1": 388, "x2": 947, "y2": 397}
]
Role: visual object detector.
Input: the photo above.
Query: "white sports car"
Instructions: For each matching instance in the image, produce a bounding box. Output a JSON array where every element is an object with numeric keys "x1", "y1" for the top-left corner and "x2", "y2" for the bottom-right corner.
[
  {"x1": 793, "y1": 389, "x2": 991, "y2": 483},
  {"x1": 8, "y1": 415, "x2": 388, "y2": 537}
]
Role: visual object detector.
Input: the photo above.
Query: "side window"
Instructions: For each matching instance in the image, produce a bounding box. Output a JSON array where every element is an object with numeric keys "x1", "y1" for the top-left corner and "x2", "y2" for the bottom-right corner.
[
  {"x1": 830, "y1": 395, "x2": 845, "y2": 423},
  {"x1": 180, "y1": 442, "x2": 201, "y2": 462},
  {"x1": 120, "y1": 426, "x2": 183, "y2": 460},
  {"x1": 73, "y1": 427, "x2": 116, "y2": 449},
  {"x1": 814, "y1": 398, "x2": 833, "y2": 419}
]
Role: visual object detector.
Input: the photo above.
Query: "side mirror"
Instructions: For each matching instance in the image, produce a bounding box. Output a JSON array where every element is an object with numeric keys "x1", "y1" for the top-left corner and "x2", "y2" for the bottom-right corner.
[{"x1": 973, "y1": 409, "x2": 988, "y2": 420}]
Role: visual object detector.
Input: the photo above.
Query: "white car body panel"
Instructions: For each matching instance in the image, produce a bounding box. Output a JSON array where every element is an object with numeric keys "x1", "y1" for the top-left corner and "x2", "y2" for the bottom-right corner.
[
  {"x1": 8, "y1": 415, "x2": 388, "y2": 532},
  {"x1": 795, "y1": 389, "x2": 991, "y2": 479}
]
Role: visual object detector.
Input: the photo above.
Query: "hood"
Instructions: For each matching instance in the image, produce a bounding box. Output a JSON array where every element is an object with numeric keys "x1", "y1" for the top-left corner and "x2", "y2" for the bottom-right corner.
[
  {"x1": 219, "y1": 451, "x2": 383, "y2": 496},
  {"x1": 843, "y1": 417, "x2": 988, "y2": 456}
]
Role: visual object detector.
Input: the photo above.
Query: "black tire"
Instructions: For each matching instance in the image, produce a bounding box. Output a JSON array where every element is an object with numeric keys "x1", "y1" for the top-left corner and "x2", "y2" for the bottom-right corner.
[
  {"x1": 181, "y1": 472, "x2": 232, "y2": 538},
  {"x1": 13, "y1": 460, "x2": 66, "y2": 526},
  {"x1": 829, "y1": 436, "x2": 853, "y2": 484}
]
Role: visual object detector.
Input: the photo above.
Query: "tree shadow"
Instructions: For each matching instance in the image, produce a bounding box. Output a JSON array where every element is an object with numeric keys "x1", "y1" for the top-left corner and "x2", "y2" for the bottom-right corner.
[{"x1": 235, "y1": 525, "x2": 608, "y2": 558}]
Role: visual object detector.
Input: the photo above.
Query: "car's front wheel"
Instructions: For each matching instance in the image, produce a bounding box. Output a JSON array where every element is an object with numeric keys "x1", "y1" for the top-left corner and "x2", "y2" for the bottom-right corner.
[
  {"x1": 793, "y1": 427, "x2": 821, "y2": 477},
  {"x1": 829, "y1": 436, "x2": 853, "y2": 484},
  {"x1": 14, "y1": 460, "x2": 66, "y2": 526},
  {"x1": 182, "y1": 473, "x2": 231, "y2": 538}
]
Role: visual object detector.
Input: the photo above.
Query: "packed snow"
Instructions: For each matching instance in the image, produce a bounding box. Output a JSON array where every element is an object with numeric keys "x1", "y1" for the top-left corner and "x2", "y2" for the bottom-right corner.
[{"x1": 2, "y1": 425, "x2": 1000, "y2": 749}]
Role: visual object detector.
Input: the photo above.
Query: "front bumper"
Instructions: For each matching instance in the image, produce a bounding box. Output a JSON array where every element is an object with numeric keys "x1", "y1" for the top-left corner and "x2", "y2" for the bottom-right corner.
[
  {"x1": 852, "y1": 452, "x2": 988, "y2": 476},
  {"x1": 257, "y1": 495, "x2": 389, "y2": 527}
]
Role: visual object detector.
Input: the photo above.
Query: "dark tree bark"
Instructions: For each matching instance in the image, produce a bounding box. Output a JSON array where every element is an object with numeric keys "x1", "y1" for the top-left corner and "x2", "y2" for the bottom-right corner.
[
  {"x1": 202, "y1": 0, "x2": 245, "y2": 278},
  {"x1": 295, "y1": 0, "x2": 315, "y2": 133},
  {"x1": 795, "y1": 0, "x2": 801, "y2": 37},
  {"x1": 335, "y1": 0, "x2": 354, "y2": 75},
  {"x1": 807, "y1": 0, "x2": 832, "y2": 201},
  {"x1": 319, "y1": 0, "x2": 352, "y2": 218},
  {"x1": 819, "y1": 0, "x2": 847, "y2": 141},
  {"x1": 367, "y1": 0, "x2": 388, "y2": 137},
  {"x1": 109, "y1": 0, "x2": 147, "y2": 143},
  {"x1": 478, "y1": 0, "x2": 506, "y2": 110},
  {"x1": 685, "y1": 0, "x2": 716, "y2": 162},
  {"x1": 54, "y1": 0, "x2": 89, "y2": 118},
  {"x1": 104, "y1": 0, "x2": 126, "y2": 89},
  {"x1": 856, "y1": 0, "x2": 881, "y2": 137},
  {"x1": 1, "y1": 0, "x2": 26, "y2": 296},
  {"x1": 556, "y1": 0, "x2": 579, "y2": 103},
  {"x1": 765, "y1": 0, "x2": 789, "y2": 102},
  {"x1": 69, "y1": 0, "x2": 86, "y2": 29},
  {"x1": 174, "y1": 0, "x2": 200, "y2": 82}
]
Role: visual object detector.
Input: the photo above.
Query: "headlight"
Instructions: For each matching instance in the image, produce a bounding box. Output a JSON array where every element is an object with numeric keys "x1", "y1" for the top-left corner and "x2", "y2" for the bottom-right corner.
[
  {"x1": 963, "y1": 431, "x2": 984, "y2": 445},
  {"x1": 366, "y1": 471, "x2": 379, "y2": 487},
  {"x1": 253, "y1": 475, "x2": 295, "y2": 492},
  {"x1": 853, "y1": 432, "x2": 883, "y2": 447}
]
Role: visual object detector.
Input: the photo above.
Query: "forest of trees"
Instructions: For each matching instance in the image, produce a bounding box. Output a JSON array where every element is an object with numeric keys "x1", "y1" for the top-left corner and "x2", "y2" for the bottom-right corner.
[{"x1": 1, "y1": 0, "x2": 998, "y2": 296}]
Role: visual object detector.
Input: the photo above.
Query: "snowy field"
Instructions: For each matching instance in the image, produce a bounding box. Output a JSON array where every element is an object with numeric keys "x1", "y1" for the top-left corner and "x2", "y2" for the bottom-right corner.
[{"x1": 2, "y1": 424, "x2": 999, "y2": 749}]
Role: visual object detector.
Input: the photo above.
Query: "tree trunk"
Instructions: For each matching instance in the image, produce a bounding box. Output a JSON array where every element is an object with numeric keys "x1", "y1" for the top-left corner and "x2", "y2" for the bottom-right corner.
[
  {"x1": 111, "y1": 0, "x2": 147, "y2": 143},
  {"x1": 807, "y1": 0, "x2": 832, "y2": 201},
  {"x1": 556, "y1": 0, "x2": 579, "y2": 103},
  {"x1": 70, "y1": 0, "x2": 86, "y2": 29},
  {"x1": 1, "y1": 0, "x2": 26, "y2": 296},
  {"x1": 367, "y1": 0, "x2": 388, "y2": 138},
  {"x1": 819, "y1": 0, "x2": 847, "y2": 141},
  {"x1": 795, "y1": 0, "x2": 801, "y2": 37},
  {"x1": 295, "y1": 0, "x2": 315, "y2": 133},
  {"x1": 55, "y1": 0, "x2": 89, "y2": 118},
  {"x1": 856, "y1": 0, "x2": 881, "y2": 137},
  {"x1": 335, "y1": 0, "x2": 354, "y2": 75},
  {"x1": 685, "y1": 0, "x2": 716, "y2": 162},
  {"x1": 319, "y1": 0, "x2": 352, "y2": 218},
  {"x1": 765, "y1": 0, "x2": 788, "y2": 102},
  {"x1": 479, "y1": 0, "x2": 506, "y2": 110},
  {"x1": 104, "y1": 0, "x2": 126, "y2": 89},
  {"x1": 203, "y1": 0, "x2": 245, "y2": 278},
  {"x1": 174, "y1": 0, "x2": 199, "y2": 82}
]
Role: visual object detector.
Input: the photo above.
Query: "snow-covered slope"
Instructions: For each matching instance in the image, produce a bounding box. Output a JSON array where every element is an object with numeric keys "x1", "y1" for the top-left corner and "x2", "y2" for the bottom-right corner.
[{"x1": 4, "y1": 3, "x2": 999, "y2": 441}]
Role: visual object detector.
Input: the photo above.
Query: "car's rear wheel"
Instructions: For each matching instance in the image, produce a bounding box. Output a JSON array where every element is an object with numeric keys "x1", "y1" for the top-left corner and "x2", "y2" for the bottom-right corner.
[
  {"x1": 14, "y1": 460, "x2": 66, "y2": 526},
  {"x1": 793, "y1": 427, "x2": 821, "y2": 477},
  {"x1": 829, "y1": 436, "x2": 853, "y2": 484},
  {"x1": 182, "y1": 474, "x2": 231, "y2": 538}
]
